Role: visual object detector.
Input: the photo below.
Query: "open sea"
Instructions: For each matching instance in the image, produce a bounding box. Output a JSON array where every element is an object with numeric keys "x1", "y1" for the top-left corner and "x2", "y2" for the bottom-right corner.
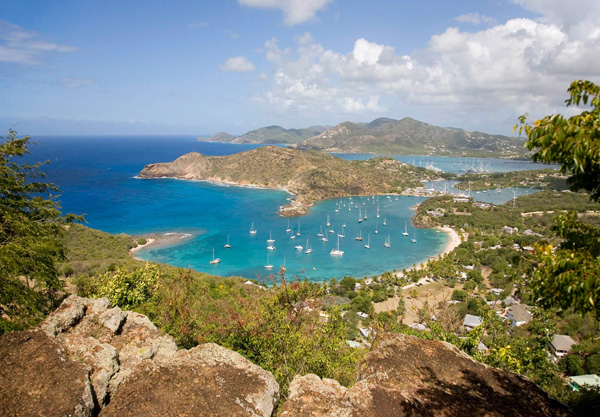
[{"x1": 22, "y1": 136, "x2": 554, "y2": 282}]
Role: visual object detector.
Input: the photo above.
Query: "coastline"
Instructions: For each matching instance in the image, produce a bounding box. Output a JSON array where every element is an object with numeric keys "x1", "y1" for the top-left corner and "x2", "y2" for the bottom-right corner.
[{"x1": 129, "y1": 233, "x2": 193, "y2": 260}]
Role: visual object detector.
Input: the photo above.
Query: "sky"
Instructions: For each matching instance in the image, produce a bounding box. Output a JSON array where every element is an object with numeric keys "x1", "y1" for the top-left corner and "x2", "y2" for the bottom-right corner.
[{"x1": 1, "y1": 0, "x2": 599, "y2": 136}]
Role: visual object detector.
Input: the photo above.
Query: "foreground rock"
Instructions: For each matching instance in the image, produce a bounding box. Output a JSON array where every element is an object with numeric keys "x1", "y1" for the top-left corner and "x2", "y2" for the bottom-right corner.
[
  {"x1": 0, "y1": 295, "x2": 279, "y2": 417},
  {"x1": 279, "y1": 333, "x2": 570, "y2": 417},
  {"x1": 0, "y1": 330, "x2": 95, "y2": 417}
]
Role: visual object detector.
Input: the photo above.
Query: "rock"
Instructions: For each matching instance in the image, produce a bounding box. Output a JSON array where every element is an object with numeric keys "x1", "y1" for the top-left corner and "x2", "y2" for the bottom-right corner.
[
  {"x1": 41, "y1": 294, "x2": 88, "y2": 337},
  {"x1": 0, "y1": 330, "x2": 95, "y2": 417},
  {"x1": 280, "y1": 333, "x2": 571, "y2": 417},
  {"x1": 101, "y1": 343, "x2": 279, "y2": 417},
  {"x1": 98, "y1": 306, "x2": 127, "y2": 334}
]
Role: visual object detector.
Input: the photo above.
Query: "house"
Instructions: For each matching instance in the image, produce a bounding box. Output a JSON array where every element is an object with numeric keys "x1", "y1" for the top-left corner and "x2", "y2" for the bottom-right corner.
[
  {"x1": 549, "y1": 335, "x2": 577, "y2": 358},
  {"x1": 522, "y1": 246, "x2": 535, "y2": 253},
  {"x1": 357, "y1": 312, "x2": 369, "y2": 320},
  {"x1": 523, "y1": 229, "x2": 543, "y2": 237},
  {"x1": 477, "y1": 342, "x2": 488, "y2": 352},
  {"x1": 453, "y1": 197, "x2": 470, "y2": 203},
  {"x1": 346, "y1": 340, "x2": 361, "y2": 348},
  {"x1": 507, "y1": 304, "x2": 533, "y2": 326},
  {"x1": 359, "y1": 327, "x2": 373, "y2": 338},
  {"x1": 409, "y1": 323, "x2": 427, "y2": 331},
  {"x1": 502, "y1": 226, "x2": 518, "y2": 234},
  {"x1": 463, "y1": 314, "x2": 483, "y2": 331},
  {"x1": 491, "y1": 288, "x2": 503, "y2": 296},
  {"x1": 568, "y1": 375, "x2": 600, "y2": 391},
  {"x1": 503, "y1": 296, "x2": 517, "y2": 306},
  {"x1": 473, "y1": 202, "x2": 491, "y2": 209}
]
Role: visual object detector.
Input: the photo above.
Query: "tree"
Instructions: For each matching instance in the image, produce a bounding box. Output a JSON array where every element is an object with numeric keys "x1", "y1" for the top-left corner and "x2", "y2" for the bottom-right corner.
[
  {"x1": 0, "y1": 131, "x2": 80, "y2": 333},
  {"x1": 515, "y1": 81, "x2": 600, "y2": 317}
]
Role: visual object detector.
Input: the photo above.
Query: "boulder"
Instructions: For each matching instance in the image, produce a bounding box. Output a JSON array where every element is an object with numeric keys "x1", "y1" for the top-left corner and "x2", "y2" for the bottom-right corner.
[
  {"x1": 101, "y1": 343, "x2": 279, "y2": 417},
  {"x1": 279, "y1": 333, "x2": 571, "y2": 417},
  {"x1": 0, "y1": 330, "x2": 95, "y2": 417}
]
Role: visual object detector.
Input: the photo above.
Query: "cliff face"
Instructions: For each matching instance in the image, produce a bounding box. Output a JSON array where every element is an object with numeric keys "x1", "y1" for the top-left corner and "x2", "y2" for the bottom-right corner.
[{"x1": 0, "y1": 297, "x2": 570, "y2": 416}]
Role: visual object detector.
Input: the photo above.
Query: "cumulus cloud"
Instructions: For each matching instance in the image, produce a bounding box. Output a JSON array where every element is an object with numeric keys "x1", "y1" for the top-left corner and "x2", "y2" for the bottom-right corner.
[
  {"x1": 238, "y1": 0, "x2": 331, "y2": 25},
  {"x1": 254, "y1": 2, "x2": 600, "y2": 131},
  {"x1": 0, "y1": 19, "x2": 75, "y2": 65},
  {"x1": 455, "y1": 13, "x2": 496, "y2": 25},
  {"x1": 220, "y1": 56, "x2": 256, "y2": 72}
]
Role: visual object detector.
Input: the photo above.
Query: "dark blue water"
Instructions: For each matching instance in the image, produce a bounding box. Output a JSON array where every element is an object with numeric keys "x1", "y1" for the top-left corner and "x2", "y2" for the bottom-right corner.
[{"x1": 19, "y1": 136, "x2": 545, "y2": 281}]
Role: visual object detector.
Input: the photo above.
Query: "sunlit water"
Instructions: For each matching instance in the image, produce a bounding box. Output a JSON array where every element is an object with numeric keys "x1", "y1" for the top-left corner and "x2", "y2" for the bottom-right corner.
[{"x1": 23, "y1": 137, "x2": 549, "y2": 281}]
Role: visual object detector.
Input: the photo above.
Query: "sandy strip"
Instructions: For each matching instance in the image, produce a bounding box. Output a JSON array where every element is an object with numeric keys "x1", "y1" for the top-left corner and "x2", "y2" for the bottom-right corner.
[{"x1": 129, "y1": 233, "x2": 192, "y2": 260}]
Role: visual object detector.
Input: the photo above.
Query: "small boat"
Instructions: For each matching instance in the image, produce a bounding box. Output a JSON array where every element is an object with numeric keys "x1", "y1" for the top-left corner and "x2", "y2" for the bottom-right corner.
[
  {"x1": 318, "y1": 226, "x2": 324, "y2": 237},
  {"x1": 329, "y1": 229, "x2": 335, "y2": 234},
  {"x1": 267, "y1": 230, "x2": 275, "y2": 243},
  {"x1": 290, "y1": 227, "x2": 295, "y2": 239},
  {"x1": 295, "y1": 245, "x2": 303, "y2": 250},
  {"x1": 321, "y1": 234, "x2": 328, "y2": 242},
  {"x1": 249, "y1": 222, "x2": 257, "y2": 234},
  {"x1": 384, "y1": 235, "x2": 391, "y2": 248},
  {"x1": 338, "y1": 226, "x2": 345, "y2": 238},
  {"x1": 383, "y1": 217, "x2": 387, "y2": 226},
  {"x1": 355, "y1": 230, "x2": 363, "y2": 241},
  {"x1": 364, "y1": 206, "x2": 368, "y2": 220},
  {"x1": 224, "y1": 235, "x2": 231, "y2": 248},
  {"x1": 358, "y1": 207, "x2": 363, "y2": 223},
  {"x1": 365, "y1": 234, "x2": 371, "y2": 249},
  {"x1": 402, "y1": 222, "x2": 409, "y2": 236},
  {"x1": 326, "y1": 214, "x2": 331, "y2": 227},
  {"x1": 297, "y1": 222, "x2": 301, "y2": 236},
  {"x1": 265, "y1": 253, "x2": 273, "y2": 269},
  {"x1": 375, "y1": 222, "x2": 378, "y2": 234},
  {"x1": 286, "y1": 219, "x2": 291, "y2": 232},
  {"x1": 209, "y1": 248, "x2": 221, "y2": 264},
  {"x1": 267, "y1": 245, "x2": 276, "y2": 250},
  {"x1": 304, "y1": 239, "x2": 313, "y2": 254},
  {"x1": 280, "y1": 258, "x2": 286, "y2": 272},
  {"x1": 330, "y1": 235, "x2": 344, "y2": 256},
  {"x1": 411, "y1": 230, "x2": 417, "y2": 244}
]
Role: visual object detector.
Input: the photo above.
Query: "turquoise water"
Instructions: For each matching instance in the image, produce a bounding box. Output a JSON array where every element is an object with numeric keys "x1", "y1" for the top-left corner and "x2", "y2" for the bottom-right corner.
[{"x1": 22, "y1": 136, "x2": 548, "y2": 281}]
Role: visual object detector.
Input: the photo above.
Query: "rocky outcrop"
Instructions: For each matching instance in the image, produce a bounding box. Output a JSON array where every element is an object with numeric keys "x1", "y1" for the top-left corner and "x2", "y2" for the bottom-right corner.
[
  {"x1": 279, "y1": 333, "x2": 570, "y2": 417},
  {"x1": 0, "y1": 295, "x2": 279, "y2": 417},
  {"x1": 0, "y1": 330, "x2": 95, "y2": 417},
  {"x1": 101, "y1": 343, "x2": 279, "y2": 417}
]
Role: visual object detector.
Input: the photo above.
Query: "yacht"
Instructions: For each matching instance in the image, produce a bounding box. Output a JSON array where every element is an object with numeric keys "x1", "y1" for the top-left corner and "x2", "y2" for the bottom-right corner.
[
  {"x1": 365, "y1": 234, "x2": 371, "y2": 249},
  {"x1": 330, "y1": 235, "x2": 344, "y2": 256},
  {"x1": 265, "y1": 253, "x2": 273, "y2": 269},
  {"x1": 209, "y1": 248, "x2": 221, "y2": 264},
  {"x1": 249, "y1": 222, "x2": 257, "y2": 234},
  {"x1": 384, "y1": 235, "x2": 391, "y2": 248},
  {"x1": 224, "y1": 235, "x2": 231, "y2": 248},
  {"x1": 402, "y1": 222, "x2": 409, "y2": 236}
]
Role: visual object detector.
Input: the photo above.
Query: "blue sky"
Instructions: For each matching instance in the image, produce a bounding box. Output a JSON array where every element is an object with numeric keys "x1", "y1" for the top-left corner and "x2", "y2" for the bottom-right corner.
[{"x1": 1, "y1": 0, "x2": 599, "y2": 136}]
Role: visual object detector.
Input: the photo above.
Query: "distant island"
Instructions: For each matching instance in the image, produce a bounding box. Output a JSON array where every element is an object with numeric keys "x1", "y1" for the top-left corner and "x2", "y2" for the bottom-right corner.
[
  {"x1": 138, "y1": 146, "x2": 440, "y2": 216},
  {"x1": 200, "y1": 117, "x2": 529, "y2": 158}
]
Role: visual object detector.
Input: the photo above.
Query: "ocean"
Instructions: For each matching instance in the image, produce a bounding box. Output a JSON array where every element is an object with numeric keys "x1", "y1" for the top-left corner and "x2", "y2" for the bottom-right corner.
[{"x1": 22, "y1": 136, "x2": 552, "y2": 281}]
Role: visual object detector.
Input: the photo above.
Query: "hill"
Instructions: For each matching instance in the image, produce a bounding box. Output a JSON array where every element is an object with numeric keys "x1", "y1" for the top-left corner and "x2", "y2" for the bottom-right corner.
[
  {"x1": 297, "y1": 117, "x2": 528, "y2": 157},
  {"x1": 138, "y1": 146, "x2": 439, "y2": 215},
  {"x1": 200, "y1": 126, "x2": 330, "y2": 144},
  {"x1": 202, "y1": 131, "x2": 235, "y2": 142}
]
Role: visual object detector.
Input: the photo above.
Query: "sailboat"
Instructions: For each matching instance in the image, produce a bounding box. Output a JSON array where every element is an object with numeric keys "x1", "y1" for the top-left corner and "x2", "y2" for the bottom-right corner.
[
  {"x1": 365, "y1": 234, "x2": 371, "y2": 249},
  {"x1": 321, "y1": 232, "x2": 328, "y2": 242},
  {"x1": 224, "y1": 235, "x2": 231, "y2": 248},
  {"x1": 364, "y1": 206, "x2": 368, "y2": 220},
  {"x1": 383, "y1": 217, "x2": 387, "y2": 226},
  {"x1": 290, "y1": 226, "x2": 296, "y2": 239},
  {"x1": 267, "y1": 243, "x2": 276, "y2": 250},
  {"x1": 280, "y1": 258, "x2": 286, "y2": 272},
  {"x1": 355, "y1": 230, "x2": 363, "y2": 241},
  {"x1": 358, "y1": 206, "x2": 362, "y2": 223},
  {"x1": 338, "y1": 225, "x2": 345, "y2": 238},
  {"x1": 375, "y1": 222, "x2": 378, "y2": 234},
  {"x1": 411, "y1": 230, "x2": 417, "y2": 244},
  {"x1": 249, "y1": 222, "x2": 257, "y2": 234},
  {"x1": 330, "y1": 235, "x2": 344, "y2": 256},
  {"x1": 384, "y1": 235, "x2": 391, "y2": 248},
  {"x1": 326, "y1": 214, "x2": 331, "y2": 227},
  {"x1": 304, "y1": 239, "x2": 313, "y2": 254},
  {"x1": 265, "y1": 253, "x2": 273, "y2": 269},
  {"x1": 295, "y1": 244, "x2": 304, "y2": 250},
  {"x1": 317, "y1": 225, "x2": 324, "y2": 237},
  {"x1": 296, "y1": 222, "x2": 301, "y2": 236},
  {"x1": 267, "y1": 230, "x2": 275, "y2": 243},
  {"x1": 402, "y1": 222, "x2": 409, "y2": 236},
  {"x1": 209, "y1": 248, "x2": 221, "y2": 264}
]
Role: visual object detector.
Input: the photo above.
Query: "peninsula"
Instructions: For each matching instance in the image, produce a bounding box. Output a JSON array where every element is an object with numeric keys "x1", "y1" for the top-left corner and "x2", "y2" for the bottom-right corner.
[{"x1": 138, "y1": 146, "x2": 439, "y2": 216}]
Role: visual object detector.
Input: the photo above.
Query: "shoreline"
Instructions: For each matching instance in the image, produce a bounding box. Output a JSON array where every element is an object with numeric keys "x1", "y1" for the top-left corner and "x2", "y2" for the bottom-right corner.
[{"x1": 129, "y1": 233, "x2": 193, "y2": 260}]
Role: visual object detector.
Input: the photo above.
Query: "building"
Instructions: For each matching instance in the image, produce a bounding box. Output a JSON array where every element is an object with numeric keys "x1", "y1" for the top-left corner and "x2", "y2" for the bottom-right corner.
[
  {"x1": 463, "y1": 314, "x2": 483, "y2": 331},
  {"x1": 357, "y1": 312, "x2": 369, "y2": 319},
  {"x1": 507, "y1": 304, "x2": 533, "y2": 327},
  {"x1": 568, "y1": 375, "x2": 600, "y2": 391},
  {"x1": 549, "y1": 335, "x2": 577, "y2": 358},
  {"x1": 502, "y1": 226, "x2": 518, "y2": 235}
]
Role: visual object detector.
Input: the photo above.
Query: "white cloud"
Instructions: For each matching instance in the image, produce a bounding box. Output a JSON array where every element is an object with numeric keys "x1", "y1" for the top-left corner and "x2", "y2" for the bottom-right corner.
[
  {"x1": 60, "y1": 77, "x2": 92, "y2": 88},
  {"x1": 220, "y1": 56, "x2": 256, "y2": 72},
  {"x1": 253, "y1": 2, "x2": 600, "y2": 131},
  {"x1": 455, "y1": 13, "x2": 496, "y2": 25},
  {"x1": 0, "y1": 19, "x2": 75, "y2": 65},
  {"x1": 238, "y1": 0, "x2": 332, "y2": 25}
]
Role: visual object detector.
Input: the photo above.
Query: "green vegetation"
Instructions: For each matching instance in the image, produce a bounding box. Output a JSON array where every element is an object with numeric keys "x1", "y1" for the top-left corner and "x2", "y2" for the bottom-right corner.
[
  {"x1": 139, "y1": 146, "x2": 438, "y2": 214},
  {"x1": 454, "y1": 169, "x2": 567, "y2": 191},
  {"x1": 299, "y1": 117, "x2": 529, "y2": 158},
  {"x1": 0, "y1": 131, "x2": 81, "y2": 334},
  {"x1": 516, "y1": 80, "x2": 600, "y2": 317}
]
